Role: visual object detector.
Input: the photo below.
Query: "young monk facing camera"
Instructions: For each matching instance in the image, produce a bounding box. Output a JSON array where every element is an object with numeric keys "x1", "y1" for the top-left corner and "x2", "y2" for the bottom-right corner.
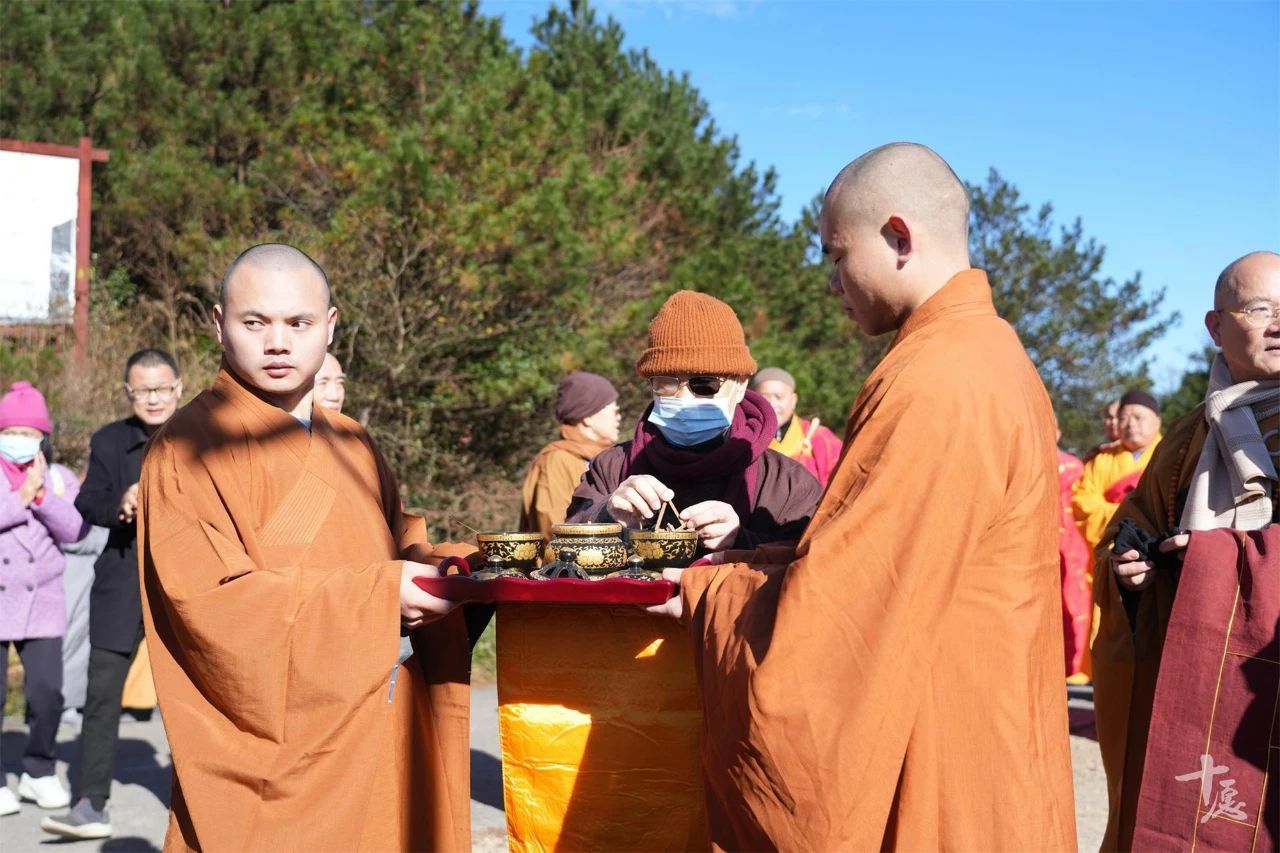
[{"x1": 137, "y1": 244, "x2": 471, "y2": 851}]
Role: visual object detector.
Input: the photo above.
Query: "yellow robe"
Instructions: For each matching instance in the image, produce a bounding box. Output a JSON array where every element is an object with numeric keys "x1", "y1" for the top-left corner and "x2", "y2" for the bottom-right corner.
[
  {"x1": 1072, "y1": 435, "x2": 1163, "y2": 551},
  {"x1": 138, "y1": 367, "x2": 471, "y2": 851},
  {"x1": 121, "y1": 639, "x2": 156, "y2": 709}
]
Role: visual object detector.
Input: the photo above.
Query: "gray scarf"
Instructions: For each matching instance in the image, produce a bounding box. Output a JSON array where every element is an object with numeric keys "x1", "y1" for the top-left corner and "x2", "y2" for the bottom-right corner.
[{"x1": 1180, "y1": 354, "x2": 1279, "y2": 530}]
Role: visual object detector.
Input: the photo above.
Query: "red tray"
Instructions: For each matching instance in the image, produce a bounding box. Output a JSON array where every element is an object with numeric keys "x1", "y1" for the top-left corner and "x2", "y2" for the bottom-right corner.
[{"x1": 415, "y1": 557, "x2": 676, "y2": 605}]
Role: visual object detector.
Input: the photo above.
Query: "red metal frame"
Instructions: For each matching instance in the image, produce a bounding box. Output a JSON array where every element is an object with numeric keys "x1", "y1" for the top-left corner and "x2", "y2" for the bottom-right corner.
[{"x1": 0, "y1": 136, "x2": 110, "y2": 361}]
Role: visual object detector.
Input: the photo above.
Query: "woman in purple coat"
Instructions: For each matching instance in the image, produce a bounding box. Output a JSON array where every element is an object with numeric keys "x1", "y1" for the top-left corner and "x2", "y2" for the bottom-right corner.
[{"x1": 0, "y1": 381, "x2": 87, "y2": 817}]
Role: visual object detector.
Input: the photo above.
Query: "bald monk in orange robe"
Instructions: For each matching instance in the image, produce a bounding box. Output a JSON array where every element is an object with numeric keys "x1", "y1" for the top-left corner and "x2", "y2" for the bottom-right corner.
[
  {"x1": 1092, "y1": 250, "x2": 1280, "y2": 851},
  {"x1": 652, "y1": 143, "x2": 1076, "y2": 850},
  {"x1": 138, "y1": 244, "x2": 470, "y2": 851}
]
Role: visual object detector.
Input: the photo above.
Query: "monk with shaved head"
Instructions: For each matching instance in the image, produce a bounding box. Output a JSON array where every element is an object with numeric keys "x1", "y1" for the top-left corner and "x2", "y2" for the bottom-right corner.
[
  {"x1": 1092, "y1": 250, "x2": 1279, "y2": 851},
  {"x1": 134, "y1": 243, "x2": 472, "y2": 850},
  {"x1": 652, "y1": 142, "x2": 1076, "y2": 849}
]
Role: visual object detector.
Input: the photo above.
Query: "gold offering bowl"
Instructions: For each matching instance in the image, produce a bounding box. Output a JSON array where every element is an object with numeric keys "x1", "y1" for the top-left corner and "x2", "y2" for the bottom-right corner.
[
  {"x1": 628, "y1": 529, "x2": 699, "y2": 570},
  {"x1": 476, "y1": 531, "x2": 545, "y2": 574},
  {"x1": 544, "y1": 522, "x2": 627, "y2": 576}
]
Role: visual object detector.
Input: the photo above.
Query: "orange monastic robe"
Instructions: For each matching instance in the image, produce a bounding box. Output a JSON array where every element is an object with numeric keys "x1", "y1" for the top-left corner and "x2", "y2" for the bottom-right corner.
[
  {"x1": 679, "y1": 270, "x2": 1076, "y2": 850},
  {"x1": 138, "y1": 368, "x2": 472, "y2": 852}
]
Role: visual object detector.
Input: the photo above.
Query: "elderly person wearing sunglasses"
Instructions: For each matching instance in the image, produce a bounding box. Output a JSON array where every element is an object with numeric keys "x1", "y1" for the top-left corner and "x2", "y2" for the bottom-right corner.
[
  {"x1": 565, "y1": 290, "x2": 822, "y2": 551},
  {"x1": 494, "y1": 292, "x2": 821, "y2": 852}
]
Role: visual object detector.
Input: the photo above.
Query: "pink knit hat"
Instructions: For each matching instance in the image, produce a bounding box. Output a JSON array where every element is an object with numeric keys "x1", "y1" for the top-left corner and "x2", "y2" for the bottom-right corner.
[{"x1": 0, "y1": 381, "x2": 52, "y2": 433}]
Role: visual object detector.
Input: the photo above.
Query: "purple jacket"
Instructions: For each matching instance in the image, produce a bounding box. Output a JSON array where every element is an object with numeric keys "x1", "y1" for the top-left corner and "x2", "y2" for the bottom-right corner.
[{"x1": 0, "y1": 463, "x2": 88, "y2": 641}]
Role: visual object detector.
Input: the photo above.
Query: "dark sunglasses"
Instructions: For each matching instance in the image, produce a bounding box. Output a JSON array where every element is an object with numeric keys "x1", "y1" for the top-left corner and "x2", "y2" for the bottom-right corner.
[{"x1": 649, "y1": 375, "x2": 726, "y2": 398}]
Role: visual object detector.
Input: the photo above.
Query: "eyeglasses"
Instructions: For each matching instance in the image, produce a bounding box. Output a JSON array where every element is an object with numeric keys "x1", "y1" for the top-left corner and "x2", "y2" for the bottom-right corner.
[
  {"x1": 125, "y1": 384, "x2": 179, "y2": 402},
  {"x1": 1218, "y1": 305, "x2": 1280, "y2": 329},
  {"x1": 649, "y1": 375, "x2": 726, "y2": 398}
]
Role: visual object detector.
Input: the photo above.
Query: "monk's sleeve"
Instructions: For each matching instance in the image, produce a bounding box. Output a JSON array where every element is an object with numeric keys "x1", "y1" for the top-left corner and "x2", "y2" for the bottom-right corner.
[
  {"x1": 1072, "y1": 457, "x2": 1120, "y2": 547},
  {"x1": 138, "y1": 437, "x2": 402, "y2": 742},
  {"x1": 74, "y1": 428, "x2": 125, "y2": 529},
  {"x1": 735, "y1": 454, "x2": 823, "y2": 549},
  {"x1": 680, "y1": 386, "x2": 1015, "y2": 835},
  {"x1": 565, "y1": 447, "x2": 623, "y2": 523}
]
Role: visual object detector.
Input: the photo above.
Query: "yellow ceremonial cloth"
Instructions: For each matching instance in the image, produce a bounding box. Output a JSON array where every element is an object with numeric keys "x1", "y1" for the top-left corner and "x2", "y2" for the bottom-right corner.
[{"x1": 497, "y1": 604, "x2": 707, "y2": 851}]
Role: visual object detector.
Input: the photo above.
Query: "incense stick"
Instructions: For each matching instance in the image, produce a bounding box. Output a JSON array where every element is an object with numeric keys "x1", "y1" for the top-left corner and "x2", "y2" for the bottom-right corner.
[{"x1": 450, "y1": 516, "x2": 482, "y2": 536}]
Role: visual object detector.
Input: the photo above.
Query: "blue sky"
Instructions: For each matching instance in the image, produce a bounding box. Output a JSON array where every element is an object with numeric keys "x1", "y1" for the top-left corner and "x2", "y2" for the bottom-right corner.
[{"x1": 482, "y1": 0, "x2": 1280, "y2": 391}]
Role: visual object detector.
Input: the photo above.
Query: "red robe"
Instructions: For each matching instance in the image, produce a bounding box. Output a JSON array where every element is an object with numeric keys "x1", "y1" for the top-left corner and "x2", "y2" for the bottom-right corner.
[{"x1": 1058, "y1": 450, "x2": 1090, "y2": 676}]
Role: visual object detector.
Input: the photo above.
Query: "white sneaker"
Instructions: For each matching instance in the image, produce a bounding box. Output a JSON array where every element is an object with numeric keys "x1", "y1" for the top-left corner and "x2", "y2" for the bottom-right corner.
[
  {"x1": 17, "y1": 773, "x2": 70, "y2": 809},
  {"x1": 0, "y1": 786, "x2": 19, "y2": 816},
  {"x1": 41, "y1": 798, "x2": 112, "y2": 839}
]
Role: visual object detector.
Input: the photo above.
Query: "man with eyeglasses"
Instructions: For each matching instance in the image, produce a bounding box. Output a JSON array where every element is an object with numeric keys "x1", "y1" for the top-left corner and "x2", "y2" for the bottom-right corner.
[
  {"x1": 494, "y1": 291, "x2": 821, "y2": 851},
  {"x1": 1092, "y1": 250, "x2": 1280, "y2": 852},
  {"x1": 44, "y1": 349, "x2": 181, "y2": 839}
]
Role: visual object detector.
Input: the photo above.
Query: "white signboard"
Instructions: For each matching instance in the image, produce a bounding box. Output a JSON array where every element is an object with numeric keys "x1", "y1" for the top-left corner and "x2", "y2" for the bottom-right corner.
[{"x1": 0, "y1": 149, "x2": 79, "y2": 324}]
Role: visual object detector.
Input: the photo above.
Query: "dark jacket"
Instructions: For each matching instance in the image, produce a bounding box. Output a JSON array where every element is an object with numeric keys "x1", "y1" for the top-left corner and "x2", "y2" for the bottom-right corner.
[
  {"x1": 74, "y1": 417, "x2": 150, "y2": 652},
  {"x1": 566, "y1": 443, "x2": 822, "y2": 550}
]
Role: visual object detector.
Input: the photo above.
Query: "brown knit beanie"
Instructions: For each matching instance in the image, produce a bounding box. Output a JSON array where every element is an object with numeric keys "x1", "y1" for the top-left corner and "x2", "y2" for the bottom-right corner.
[{"x1": 635, "y1": 290, "x2": 758, "y2": 377}]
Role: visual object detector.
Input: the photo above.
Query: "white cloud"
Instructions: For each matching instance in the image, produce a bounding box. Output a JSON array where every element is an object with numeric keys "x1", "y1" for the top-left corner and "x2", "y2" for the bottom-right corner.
[
  {"x1": 787, "y1": 103, "x2": 826, "y2": 118},
  {"x1": 600, "y1": 0, "x2": 761, "y2": 21},
  {"x1": 784, "y1": 102, "x2": 860, "y2": 120}
]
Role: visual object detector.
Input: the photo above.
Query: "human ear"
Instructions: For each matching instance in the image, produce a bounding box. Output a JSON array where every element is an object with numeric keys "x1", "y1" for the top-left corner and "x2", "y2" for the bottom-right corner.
[
  {"x1": 212, "y1": 304, "x2": 226, "y2": 345},
  {"x1": 1204, "y1": 310, "x2": 1222, "y2": 347},
  {"x1": 884, "y1": 216, "x2": 912, "y2": 266}
]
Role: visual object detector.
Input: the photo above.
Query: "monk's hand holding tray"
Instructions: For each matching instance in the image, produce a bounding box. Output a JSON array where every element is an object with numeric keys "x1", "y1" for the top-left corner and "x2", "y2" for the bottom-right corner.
[
  {"x1": 400, "y1": 560, "x2": 460, "y2": 629},
  {"x1": 646, "y1": 568, "x2": 686, "y2": 619},
  {"x1": 647, "y1": 551, "x2": 731, "y2": 620}
]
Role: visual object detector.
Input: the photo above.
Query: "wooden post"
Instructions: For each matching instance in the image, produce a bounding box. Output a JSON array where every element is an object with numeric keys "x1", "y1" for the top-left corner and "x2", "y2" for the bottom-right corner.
[{"x1": 75, "y1": 137, "x2": 94, "y2": 361}]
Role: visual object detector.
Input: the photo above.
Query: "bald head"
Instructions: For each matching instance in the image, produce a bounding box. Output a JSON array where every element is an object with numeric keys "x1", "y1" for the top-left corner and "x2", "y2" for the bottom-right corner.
[
  {"x1": 819, "y1": 143, "x2": 973, "y2": 336},
  {"x1": 220, "y1": 243, "x2": 330, "y2": 307},
  {"x1": 824, "y1": 142, "x2": 971, "y2": 254},
  {"x1": 1214, "y1": 251, "x2": 1280, "y2": 309},
  {"x1": 1205, "y1": 250, "x2": 1280, "y2": 382}
]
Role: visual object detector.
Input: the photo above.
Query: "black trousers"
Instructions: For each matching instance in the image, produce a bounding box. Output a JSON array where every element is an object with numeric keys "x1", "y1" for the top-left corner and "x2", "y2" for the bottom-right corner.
[
  {"x1": 0, "y1": 636, "x2": 64, "y2": 777},
  {"x1": 78, "y1": 627, "x2": 141, "y2": 805}
]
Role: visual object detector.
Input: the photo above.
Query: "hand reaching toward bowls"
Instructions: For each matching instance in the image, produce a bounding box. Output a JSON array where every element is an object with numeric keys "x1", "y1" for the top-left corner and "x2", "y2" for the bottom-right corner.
[
  {"x1": 679, "y1": 500, "x2": 740, "y2": 551},
  {"x1": 607, "y1": 474, "x2": 674, "y2": 527}
]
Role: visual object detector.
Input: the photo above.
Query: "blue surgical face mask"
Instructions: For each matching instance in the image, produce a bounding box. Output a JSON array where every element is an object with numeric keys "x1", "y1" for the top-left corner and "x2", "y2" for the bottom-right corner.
[
  {"x1": 0, "y1": 434, "x2": 42, "y2": 464},
  {"x1": 647, "y1": 395, "x2": 735, "y2": 448}
]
